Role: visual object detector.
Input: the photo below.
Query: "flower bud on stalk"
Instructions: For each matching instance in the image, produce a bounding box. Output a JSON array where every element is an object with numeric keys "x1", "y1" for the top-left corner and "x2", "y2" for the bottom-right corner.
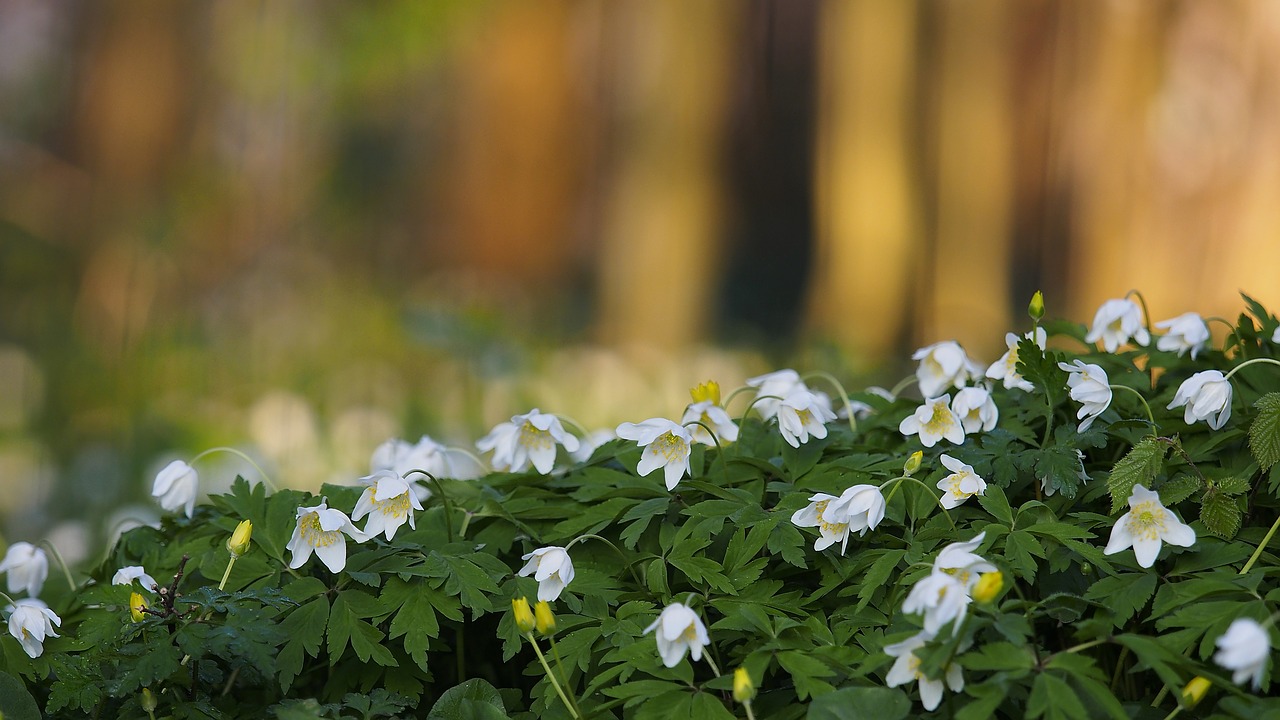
[
  {"x1": 973, "y1": 571, "x2": 1004, "y2": 604},
  {"x1": 141, "y1": 688, "x2": 158, "y2": 713},
  {"x1": 130, "y1": 593, "x2": 148, "y2": 622},
  {"x1": 1181, "y1": 676, "x2": 1210, "y2": 708},
  {"x1": 1029, "y1": 291, "x2": 1045, "y2": 322},
  {"x1": 903, "y1": 451, "x2": 923, "y2": 477},
  {"x1": 733, "y1": 667, "x2": 756, "y2": 703},
  {"x1": 512, "y1": 597, "x2": 536, "y2": 634},
  {"x1": 534, "y1": 601, "x2": 556, "y2": 635},
  {"x1": 227, "y1": 520, "x2": 253, "y2": 559}
]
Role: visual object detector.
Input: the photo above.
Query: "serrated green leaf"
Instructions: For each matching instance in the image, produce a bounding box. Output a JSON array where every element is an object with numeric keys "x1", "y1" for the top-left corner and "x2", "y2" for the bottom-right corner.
[
  {"x1": 1156, "y1": 474, "x2": 1203, "y2": 505},
  {"x1": 1037, "y1": 446, "x2": 1087, "y2": 499},
  {"x1": 976, "y1": 485, "x2": 1013, "y2": 525},
  {"x1": 1215, "y1": 473, "x2": 1253, "y2": 496},
  {"x1": 1027, "y1": 672, "x2": 1089, "y2": 720},
  {"x1": 1200, "y1": 487, "x2": 1242, "y2": 539},
  {"x1": 1108, "y1": 438, "x2": 1168, "y2": 514},
  {"x1": 1082, "y1": 573, "x2": 1157, "y2": 627}
]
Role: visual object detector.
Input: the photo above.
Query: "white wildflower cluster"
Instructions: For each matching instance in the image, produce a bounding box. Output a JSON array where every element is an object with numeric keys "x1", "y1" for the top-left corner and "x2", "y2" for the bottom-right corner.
[
  {"x1": 0, "y1": 542, "x2": 60, "y2": 658},
  {"x1": 899, "y1": 342, "x2": 1000, "y2": 448},
  {"x1": 790, "y1": 486, "x2": 887, "y2": 555}
]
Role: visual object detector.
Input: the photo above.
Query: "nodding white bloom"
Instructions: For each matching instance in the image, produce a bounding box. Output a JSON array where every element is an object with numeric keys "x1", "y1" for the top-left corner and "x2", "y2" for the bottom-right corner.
[
  {"x1": 899, "y1": 395, "x2": 966, "y2": 448},
  {"x1": 745, "y1": 369, "x2": 806, "y2": 420},
  {"x1": 1103, "y1": 484, "x2": 1195, "y2": 568},
  {"x1": 902, "y1": 573, "x2": 972, "y2": 635},
  {"x1": 933, "y1": 532, "x2": 997, "y2": 587},
  {"x1": 152, "y1": 460, "x2": 199, "y2": 518},
  {"x1": 352, "y1": 469, "x2": 423, "y2": 541},
  {"x1": 884, "y1": 631, "x2": 965, "y2": 712},
  {"x1": 791, "y1": 485, "x2": 886, "y2": 554},
  {"x1": 372, "y1": 434, "x2": 483, "y2": 483},
  {"x1": 776, "y1": 389, "x2": 837, "y2": 448},
  {"x1": 912, "y1": 341, "x2": 983, "y2": 399},
  {"x1": 1086, "y1": 298, "x2": 1150, "y2": 352},
  {"x1": 1167, "y1": 370, "x2": 1232, "y2": 430},
  {"x1": 517, "y1": 546, "x2": 575, "y2": 602},
  {"x1": 0, "y1": 542, "x2": 48, "y2": 598},
  {"x1": 644, "y1": 602, "x2": 710, "y2": 668},
  {"x1": 5, "y1": 599, "x2": 60, "y2": 659},
  {"x1": 616, "y1": 418, "x2": 693, "y2": 491},
  {"x1": 1214, "y1": 618, "x2": 1271, "y2": 689},
  {"x1": 477, "y1": 409, "x2": 580, "y2": 475},
  {"x1": 1041, "y1": 449, "x2": 1089, "y2": 497},
  {"x1": 986, "y1": 328, "x2": 1047, "y2": 392},
  {"x1": 1155, "y1": 312, "x2": 1211, "y2": 359},
  {"x1": 950, "y1": 386, "x2": 998, "y2": 434},
  {"x1": 1273, "y1": 326, "x2": 1280, "y2": 344},
  {"x1": 681, "y1": 401, "x2": 740, "y2": 446},
  {"x1": 570, "y1": 428, "x2": 616, "y2": 463},
  {"x1": 936, "y1": 455, "x2": 987, "y2": 510},
  {"x1": 111, "y1": 565, "x2": 158, "y2": 592},
  {"x1": 286, "y1": 500, "x2": 366, "y2": 573},
  {"x1": 1058, "y1": 360, "x2": 1113, "y2": 432}
]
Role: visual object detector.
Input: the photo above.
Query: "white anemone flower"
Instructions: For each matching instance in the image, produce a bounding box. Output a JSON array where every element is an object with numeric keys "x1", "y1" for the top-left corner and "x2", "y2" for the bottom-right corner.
[
  {"x1": 286, "y1": 500, "x2": 367, "y2": 573},
  {"x1": 1057, "y1": 360, "x2": 1113, "y2": 432},
  {"x1": 680, "y1": 401, "x2": 740, "y2": 446},
  {"x1": 152, "y1": 459, "x2": 199, "y2": 518},
  {"x1": 615, "y1": 419, "x2": 693, "y2": 491},
  {"x1": 791, "y1": 485, "x2": 886, "y2": 554},
  {"x1": 933, "y1": 532, "x2": 997, "y2": 588},
  {"x1": 0, "y1": 542, "x2": 48, "y2": 598},
  {"x1": 1086, "y1": 298, "x2": 1150, "y2": 352},
  {"x1": 936, "y1": 454, "x2": 987, "y2": 510},
  {"x1": 745, "y1": 369, "x2": 806, "y2": 420},
  {"x1": 644, "y1": 602, "x2": 710, "y2": 668},
  {"x1": 884, "y1": 631, "x2": 965, "y2": 712},
  {"x1": 372, "y1": 434, "x2": 484, "y2": 483},
  {"x1": 776, "y1": 389, "x2": 837, "y2": 448},
  {"x1": 1155, "y1": 312, "x2": 1211, "y2": 359},
  {"x1": 352, "y1": 469, "x2": 424, "y2": 541},
  {"x1": 950, "y1": 386, "x2": 998, "y2": 434},
  {"x1": 1167, "y1": 370, "x2": 1232, "y2": 430},
  {"x1": 111, "y1": 565, "x2": 158, "y2": 592},
  {"x1": 5, "y1": 599, "x2": 60, "y2": 659},
  {"x1": 477, "y1": 409, "x2": 580, "y2": 475},
  {"x1": 517, "y1": 546, "x2": 575, "y2": 602},
  {"x1": 912, "y1": 341, "x2": 982, "y2": 399},
  {"x1": 1103, "y1": 484, "x2": 1195, "y2": 568},
  {"x1": 902, "y1": 573, "x2": 972, "y2": 635},
  {"x1": 1214, "y1": 618, "x2": 1271, "y2": 689},
  {"x1": 899, "y1": 395, "x2": 966, "y2": 447},
  {"x1": 985, "y1": 328, "x2": 1047, "y2": 392}
]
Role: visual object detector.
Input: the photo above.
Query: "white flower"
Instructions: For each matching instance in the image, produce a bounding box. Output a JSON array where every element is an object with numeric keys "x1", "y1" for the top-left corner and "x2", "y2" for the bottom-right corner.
[
  {"x1": 1058, "y1": 360, "x2": 1113, "y2": 432},
  {"x1": 372, "y1": 435, "x2": 484, "y2": 482},
  {"x1": 1167, "y1": 370, "x2": 1232, "y2": 430},
  {"x1": 936, "y1": 455, "x2": 986, "y2": 510},
  {"x1": 745, "y1": 369, "x2": 806, "y2": 420},
  {"x1": 0, "y1": 542, "x2": 48, "y2": 598},
  {"x1": 912, "y1": 342, "x2": 982, "y2": 399},
  {"x1": 776, "y1": 389, "x2": 837, "y2": 448},
  {"x1": 352, "y1": 469, "x2": 423, "y2": 541},
  {"x1": 899, "y1": 395, "x2": 966, "y2": 447},
  {"x1": 111, "y1": 565, "x2": 158, "y2": 592},
  {"x1": 152, "y1": 460, "x2": 199, "y2": 517},
  {"x1": 644, "y1": 602, "x2": 709, "y2": 668},
  {"x1": 950, "y1": 386, "x2": 998, "y2": 434},
  {"x1": 286, "y1": 500, "x2": 367, "y2": 573},
  {"x1": 933, "y1": 532, "x2": 997, "y2": 586},
  {"x1": 517, "y1": 546, "x2": 575, "y2": 602},
  {"x1": 902, "y1": 573, "x2": 972, "y2": 635},
  {"x1": 1103, "y1": 484, "x2": 1195, "y2": 568},
  {"x1": 791, "y1": 485, "x2": 886, "y2": 554},
  {"x1": 680, "y1": 401, "x2": 740, "y2": 446},
  {"x1": 1085, "y1": 298, "x2": 1150, "y2": 352},
  {"x1": 477, "y1": 409, "x2": 580, "y2": 475},
  {"x1": 884, "y1": 631, "x2": 964, "y2": 712},
  {"x1": 1155, "y1": 312, "x2": 1211, "y2": 359},
  {"x1": 1273, "y1": 326, "x2": 1280, "y2": 344},
  {"x1": 570, "y1": 429, "x2": 616, "y2": 463},
  {"x1": 615, "y1": 419, "x2": 693, "y2": 491},
  {"x1": 1214, "y1": 618, "x2": 1271, "y2": 689},
  {"x1": 5, "y1": 599, "x2": 60, "y2": 659},
  {"x1": 986, "y1": 328, "x2": 1047, "y2": 392}
]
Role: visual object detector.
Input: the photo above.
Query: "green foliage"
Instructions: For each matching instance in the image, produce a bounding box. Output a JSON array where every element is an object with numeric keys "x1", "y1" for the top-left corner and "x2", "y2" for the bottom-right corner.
[
  {"x1": 1249, "y1": 393, "x2": 1280, "y2": 470},
  {"x1": 1107, "y1": 437, "x2": 1168, "y2": 513}
]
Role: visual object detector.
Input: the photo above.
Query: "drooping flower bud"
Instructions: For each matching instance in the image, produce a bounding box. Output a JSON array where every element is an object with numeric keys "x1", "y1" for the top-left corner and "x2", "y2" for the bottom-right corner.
[
  {"x1": 1028, "y1": 291, "x2": 1045, "y2": 322},
  {"x1": 733, "y1": 667, "x2": 756, "y2": 703},
  {"x1": 130, "y1": 592, "x2": 148, "y2": 622},
  {"x1": 512, "y1": 597, "x2": 535, "y2": 634},
  {"x1": 903, "y1": 451, "x2": 923, "y2": 477},
  {"x1": 973, "y1": 571, "x2": 1004, "y2": 604},
  {"x1": 141, "y1": 688, "x2": 158, "y2": 713},
  {"x1": 227, "y1": 520, "x2": 253, "y2": 559},
  {"x1": 1181, "y1": 676, "x2": 1210, "y2": 708},
  {"x1": 534, "y1": 601, "x2": 556, "y2": 635}
]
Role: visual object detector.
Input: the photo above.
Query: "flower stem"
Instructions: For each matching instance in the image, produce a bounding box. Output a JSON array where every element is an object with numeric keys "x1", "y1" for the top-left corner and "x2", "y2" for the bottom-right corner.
[
  {"x1": 549, "y1": 634, "x2": 585, "y2": 718},
  {"x1": 722, "y1": 385, "x2": 754, "y2": 412},
  {"x1": 525, "y1": 633, "x2": 580, "y2": 718},
  {"x1": 744, "y1": 701, "x2": 757, "y2": 720},
  {"x1": 878, "y1": 476, "x2": 956, "y2": 529},
  {"x1": 1062, "y1": 638, "x2": 1107, "y2": 654},
  {"x1": 39, "y1": 540, "x2": 77, "y2": 591},
  {"x1": 801, "y1": 371, "x2": 858, "y2": 435},
  {"x1": 889, "y1": 374, "x2": 917, "y2": 399},
  {"x1": 737, "y1": 394, "x2": 784, "y2": 426},
  {"x1": 407, "y1": 470, "x2": 454, "y2": 542},
  {"x1": 565, "y1": 534, "x2": 649, "y2": 593},
  {"x1": 683, "y1": 420, "x2": 729, "y2": 485},
  {"x1": 1222, "y1": 357, "x2": 1280, "y2": 383},
  {"x1": 190, "y1": 447, "x2": 279, "y2": 492},
  {"x1": 553, "y1": 413, "x2": 591, "y2": 440},
  {"x1": 705, "y1": 654, "x2": 722, "y2": 678},
  {"x1": 218, "y1": 556, "x2": 237, "y2": 591},
  {"x1": 1240, "y1": 511, "x2": 1280, "y2": 575},
  {"x1": 1108, "y1": 384, "x2": 1157, "y2": 434}
]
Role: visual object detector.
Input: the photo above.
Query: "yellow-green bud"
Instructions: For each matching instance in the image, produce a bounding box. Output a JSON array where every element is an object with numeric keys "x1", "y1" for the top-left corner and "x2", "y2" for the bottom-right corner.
[
  {"x1": 141, "y1": 688, "x2": 158, "y2": 713},
  {"x1": 227, "y1": 519, "x2": 253, "y2": 559},
  {"x1": 130, "y1": 592, "x2": 148, "y2": 622},
  {"x1": 903, "y1": 451, "x2": 923, "y2": 477},
  {"x1": 512, "y1": 597, "x2": 535, "y2": 634},
  {"x1": 733, "y1": 667, "x2": 756, "y2": 703},
  {"x1": 534, "y1": 601, "x2": 556, "y2": 635},
  {"x1": 690, "y1": 380, "x2": 722, "y2": 406},
  {"x1": 1181, "y1": 676, "x2": 1211, "y2": 708},
  {"x1": 972, "y1": 571, "x2": 1004, "y2": 604},
  {"x1": 1029, "y1": 291, "x2": 1045, "y2": 322}
]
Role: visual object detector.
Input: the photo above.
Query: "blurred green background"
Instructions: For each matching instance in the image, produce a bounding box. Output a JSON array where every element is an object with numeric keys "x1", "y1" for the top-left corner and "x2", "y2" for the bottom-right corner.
[{"x1": 3, "y1": 0, "x2": 1280, "y2": 563}]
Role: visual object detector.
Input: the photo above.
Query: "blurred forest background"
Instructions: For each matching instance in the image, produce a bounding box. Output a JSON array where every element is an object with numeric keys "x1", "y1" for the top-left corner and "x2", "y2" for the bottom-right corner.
[{"x1": 3, "y1": 0, "x2": 1280, "y2": 561}]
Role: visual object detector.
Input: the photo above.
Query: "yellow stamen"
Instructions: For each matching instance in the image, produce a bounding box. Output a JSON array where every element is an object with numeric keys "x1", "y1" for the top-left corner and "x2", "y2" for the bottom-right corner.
[
  {"x1": 300, "y1": 513, "x2": 338, "y2": 548},
  {"x1": 1124, "y1": 501, "x2": 1170, "y2": 541},
  {"x1": 519, "y1": 422, "x2": 553, "y2": 451}
]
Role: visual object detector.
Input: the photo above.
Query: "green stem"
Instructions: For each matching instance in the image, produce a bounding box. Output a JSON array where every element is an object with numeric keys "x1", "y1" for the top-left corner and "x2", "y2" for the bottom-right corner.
[
  {"x1": 722, "y1": 385, "x2": 755, "y2": 413},
  {"x1": 553, "y1": 413, "x2": 591, "y2": 439},
  {"x1": 190, "y1": 447, "x2": 279, "y2": 492},
  {"x1": 1222, "y1": 357, "x2": 1280, "y2": 383},
  {"x1": 549, "y1": 633, "x2": 584, "y2": 718},
  {"x1": 39, "y1": 540, "x2": 77, "y2": 591},
  {"x1": 565, "y1": 534, "x2": 649, "y2": 593},
  {"x1": 802, "y1": 371, "x2": 858, "y2": 435},
  {"x1": 406, "y1": 470, "x2": 454, "y2": 542},
  {"x1": 738, "y1": 394, "x2": 784, "y2": 425},
  {"x1": 1240, "y1": 512, "x2": 1280, "y2": 575},
  {"x1": 683, "y1": 420, "x2": 729, "y2": 486},
  {"x1": 458, "y1": 512, "x2": 474, "y2": 540},
  {"x1": 1124, "y1": 289, "x2": 1155, "y2": 344},
  {"x1": 744, "y1": 701, "x2": 757, "y2": 720},
  {"x1": 1108, "y1": 384, "x2": 1157, "y2": 434},
  {"x1": 889, "y1": 374, "x2": 917, "y2": 399},
  {"x1": 704, "y1": 654, "x2": 722, "y2": 678},
  {"x1": 217, "y1": 556, "x2": 237, "y2": 592},
  {"x1": 526, "y1": 633, "x2": 580, "y2": 718},
  {"x1": 878, "y1": 476, "x2": 956, "y2": 529},
  {"x1": 1062, "y1": 638, "x2": 1107, "y2": 654}
]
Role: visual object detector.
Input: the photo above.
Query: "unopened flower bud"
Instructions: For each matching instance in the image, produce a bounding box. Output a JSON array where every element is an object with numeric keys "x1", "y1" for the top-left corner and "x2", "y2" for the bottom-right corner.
[
  {"x1": 141, "y1": 688, "x2": 158, "y2": 713},
  {"x1": 1181, "y1": 676, "x2": 1210, "y2": 708},
  {"x1": 534, "y1": 601, "x2": 556, "y2": 635},
  {"x1": 1029, "y1": 291, "x2": 1045, "y2": 322},
  {"x1": 903, "y1": 451, "x2": 923, "y2": 477},
  {"x1": 973, "y1": 571, "x2": 1004, "y2": 604},
  {"x1": 733, "y1": 667, "x2": 756, "y2": 703},
  {"x1": 130, "y1": 592, "x2": 148, "y2": 622},
  {"x1": 512, "y1": 597, "x2": 535, "y2": 634},
  {"x1": 690, "y1": 380, "x2": 721, "y2": 406},
  {"x1": 227, "y1": 519, "x2": 253, "y2": 559}
]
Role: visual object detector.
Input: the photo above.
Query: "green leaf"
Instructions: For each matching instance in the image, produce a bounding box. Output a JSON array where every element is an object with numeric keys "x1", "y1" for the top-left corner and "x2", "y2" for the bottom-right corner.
[
  {"x1": 45, "y1": 656, "x2": 103, "y2": 714},
  {"x1": 1156, "y1": 474, "x2": 1203, "y2": 505},
  {"x1": 0, "y1": 670, "x2": 42, "y2": 720},
  {"x1": 805, "y1": 686, "x2": 911, "y2": 720},
  {"x1": 768, "y1": 520, "x2": 808, "y2": 568},
  {"x1": 1250, "y1": 393, "x2": 1280, "y2": 470},
  {"x1": 977, "y1": 485, "x2": 1013, "y2": 525},
  {"x1": 1027, "y1": 672, "x2": 1089, "y2": 720},
  {"x1": 1004, "y1": 530, "x2": 1046, "y2": 582},
  {"x1": 1107, "y1": 438, "x2": 1168, "y2": 514},
  {"x1": 426, "y1": 679, "x2": 509, "y2": 719},
  {"x1": 1082, "y1": 573, "x2": 1157, "y2": 627},
  {"x1": 778, "y1": 650, "x2": 836, "y2": 700},
  {"x1": 1036, "y1": 446, "x2": 1087, "y2": 499},
  {"x1": 1200, "y1": 487, "x2": 1243, "y2": 539},
  {"x1": 279, "y1": 595, "x2": 329, "y2": 691}
]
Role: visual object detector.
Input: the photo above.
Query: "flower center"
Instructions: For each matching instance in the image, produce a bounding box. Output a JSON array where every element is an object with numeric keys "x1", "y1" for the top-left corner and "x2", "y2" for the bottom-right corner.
[
  {"x1": 653, "y1": 432, "x2": 687, "y2": 462},
  {"x1": 796, "y1": 408, "x2": 813, "y2": 426},
  {"x1": 907, "y1": 653, "x2": 924, "y2": 679},
  {"x1": 923, "y1": 403, "x2": 954, "y2": 434},
  {"x1": 519, "y1": 422, "x2": 554, "y2": 451},
  {"x1": 300, "y1": 513, "x2": 338, "y2": 548},
  {"x1": 681, "y1": 623, "x2": 700, "y2": 643},
  {"x1": 1125, "y1": 502, "x2": 1169, "y2": 541},
  {"x1": 373, "y1": 491, "x2": 411, "y2": 518}
]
